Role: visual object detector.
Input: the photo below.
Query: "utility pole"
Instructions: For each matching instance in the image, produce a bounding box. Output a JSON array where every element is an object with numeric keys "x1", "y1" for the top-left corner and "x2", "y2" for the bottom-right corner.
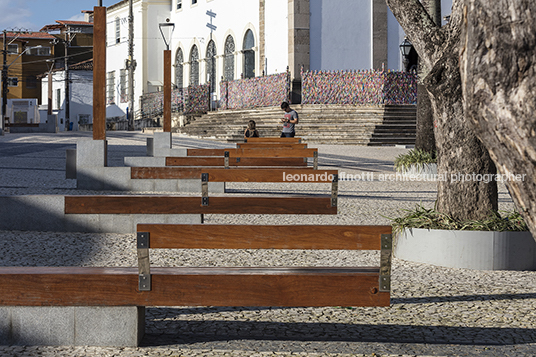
[
  {"x1": 64, "y1": 29, "x2": 71, "y2": 130},
  {"x1": 127, "y1": 0, "x2": 135, "y2": 130},
  {"x1": 1, "y1": 30, "x2": 7, "y2": 135}
]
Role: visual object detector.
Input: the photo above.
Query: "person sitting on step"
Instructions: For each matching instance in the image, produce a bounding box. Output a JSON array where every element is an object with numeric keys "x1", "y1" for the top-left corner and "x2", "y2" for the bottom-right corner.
[{"x1": 244, "y1": 120, "x2": 260, "y2": 142}]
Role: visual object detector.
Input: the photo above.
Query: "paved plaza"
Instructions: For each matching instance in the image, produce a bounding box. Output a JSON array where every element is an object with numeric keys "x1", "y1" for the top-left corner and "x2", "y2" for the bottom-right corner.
[{"x1": 0, "y1": 132, "x2": 535, "y2": 356}]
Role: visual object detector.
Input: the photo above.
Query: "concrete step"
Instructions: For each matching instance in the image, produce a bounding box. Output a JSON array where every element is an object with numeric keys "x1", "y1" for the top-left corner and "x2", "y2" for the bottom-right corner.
[{"x1": 178, "y1": 104, "x2": 417, "y2": 145}]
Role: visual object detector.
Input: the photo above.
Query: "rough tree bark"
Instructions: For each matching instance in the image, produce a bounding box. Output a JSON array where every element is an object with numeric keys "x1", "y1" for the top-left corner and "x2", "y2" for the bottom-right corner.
[
  {"x1": 414, "y1": 0, "x2": 440, "y2": 154},
  {"x1": 460, "y1": 0, "x2": 536, "y2": 239},
  {"x1": 385, "y1": 0, "x2": 498, "y2": 220}
]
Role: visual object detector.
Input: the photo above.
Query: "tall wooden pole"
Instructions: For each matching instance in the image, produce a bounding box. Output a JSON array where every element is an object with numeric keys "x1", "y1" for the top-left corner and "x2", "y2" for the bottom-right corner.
[
  {"x1": 93, "y1": 6, "x2": 106, "y2": 140},
  {"x1": 163, "y1": 49, "x2": 171, "y2": 132}
]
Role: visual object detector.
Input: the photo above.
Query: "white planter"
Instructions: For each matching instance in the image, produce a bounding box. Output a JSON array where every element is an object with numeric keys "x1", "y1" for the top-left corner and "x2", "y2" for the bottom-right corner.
[
  {"x1": 398, "y1": 163, "x2": 437, "y2": 180},
  {"x1": 395, "y1": 228, "x2": 536, "y2": 270}
]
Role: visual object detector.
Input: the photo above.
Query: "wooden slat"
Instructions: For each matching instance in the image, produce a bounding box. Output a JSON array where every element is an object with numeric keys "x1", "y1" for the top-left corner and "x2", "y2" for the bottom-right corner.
[
  {"x1": 132, "y1": 167, "x2": 203, "y2": 179},
  {"x1": 237, "y1": 143, "x2": 308, "y2": 149},
  {"x1": 187, "y1": 149, "x2": 229, "y2": 156},
  {"x1": 132, "y1": 168, "x2": 332, "y2": 181},
  {"x1": 226, "y1": 148, "x2": 317, "y2": 158},
  {"x1": 246, "y1": 137, "x2": 302, "y2": 143},
  {"x1": 137, "y1": 224, "x2": 391, "y2": 250},
  {"x1": 64, "y1": 196, "x2": 337, "y2": 215},
  {"x1": 165, "y1": 157, "x2": 307, "y2": 167},
  {"x1": 203, "y1": 169, "x2": 335, "y2": 182},
  {"x1": 187, "y1": 145, "x2": 309, "y2": 156},
  {"x1": 0, "y1": 267, "x2": 389, "y2": 307}
]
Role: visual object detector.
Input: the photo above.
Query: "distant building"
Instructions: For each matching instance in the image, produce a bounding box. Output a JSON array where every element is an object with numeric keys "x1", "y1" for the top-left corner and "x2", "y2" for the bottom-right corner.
[
  {"x1": 40, "y1": 16, "x2": 94, "y2": 69},
  {"x1": 39, "y1": 13, "x2": 94, "y2": 131},
  {"x1": 39, "y1": 59, "x2": 93, "y2": 131},
  {"x1": 2, "y1": 31, "x2": 55, "y2": 103}
]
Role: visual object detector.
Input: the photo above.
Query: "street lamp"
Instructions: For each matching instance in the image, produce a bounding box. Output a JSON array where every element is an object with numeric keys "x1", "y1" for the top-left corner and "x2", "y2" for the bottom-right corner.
[
  {"x1": 399, "y1": 37, "x2": 413, "y2": 72},
  {"x1": 158, "y1": 22, "x2": 175, "y2": 51},
  {"x1": 2, "y1": 45, "x2": 43, "y2": 134},
  {"x1": 158, "y1": 21, "x2": 174, "y2": 132}
]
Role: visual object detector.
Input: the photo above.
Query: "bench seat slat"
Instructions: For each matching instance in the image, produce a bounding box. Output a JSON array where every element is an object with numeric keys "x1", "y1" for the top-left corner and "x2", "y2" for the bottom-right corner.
[
  {"x1": 64, "y1": 196, "x2": 337, "y2": 215},
  {"x1": 131, "y1": 168, "x2": 331, "y2": 181},
  {"x1": 187, "y1": 145, "x2": 309, "y2": 156},
  {"x1": 166, "y1": 157, "x2": 307, "y2": 167},
  {"x1": 236, "y1": 143, "x2": 308, "y2": 149},
  {"x1": 137, "y1": 224, "x2": 390, "y2": 250},
  {"x1": 246, "y1": 137, "x2": 302, "y2": 143},
  {"x1": 0, "y1": 267, "x2": 388, "y2": 307},
  {"x1": 226, "y1": 148, "x2": 317, "y2": 158}
]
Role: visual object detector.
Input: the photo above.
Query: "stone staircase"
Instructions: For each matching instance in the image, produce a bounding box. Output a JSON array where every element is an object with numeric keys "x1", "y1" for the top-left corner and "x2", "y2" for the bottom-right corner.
[{"x1": 177, "y1": 104, "x2": 416, "y2": 145}]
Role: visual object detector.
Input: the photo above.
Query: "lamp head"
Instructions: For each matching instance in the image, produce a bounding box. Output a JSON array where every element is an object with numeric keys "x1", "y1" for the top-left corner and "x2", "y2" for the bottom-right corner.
[
  {"x1": 399, "y1": 37, "x2": 413, "y2": 57},
  {"x1": 158, "y1": 22, "x2": 175, "y2": 50}
]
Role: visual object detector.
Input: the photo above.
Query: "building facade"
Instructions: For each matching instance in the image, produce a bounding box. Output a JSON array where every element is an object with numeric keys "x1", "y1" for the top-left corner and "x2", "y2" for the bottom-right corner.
[
  {"x1": 2, "y1": 31, "x2": 55, "y2": 104},
  {"x1": 40, "y1": 59, "x2": 94, "y2": 131},
  {"x1": 104, "y1": 0, "x2": 453, "y2": 114}
]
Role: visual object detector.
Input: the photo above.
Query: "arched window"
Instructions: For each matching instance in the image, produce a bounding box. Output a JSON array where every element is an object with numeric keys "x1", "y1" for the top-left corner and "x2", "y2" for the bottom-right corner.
[
  {"x1": 175, "y1": 48, "x2": 183, "y2": 89},
  {"x1": 224, "y1": 35, "x2": 235, "y2": 81},
  {"x1": 206, "y1": 40, "x2": 216, "y2": 93},
  {"x1": 190, "y1": 45, "x2": 199, "y2": 85},
  {"x1": 243, "y1": 30, "x2": 255, "y2": 78}
]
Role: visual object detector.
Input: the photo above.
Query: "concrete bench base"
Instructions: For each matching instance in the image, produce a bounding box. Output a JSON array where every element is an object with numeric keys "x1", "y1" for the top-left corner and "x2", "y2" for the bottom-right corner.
[
  {"x1": 0, "y1": 195, "x2": 201, "y2": 233},
  {"x1": 0, "y1": 306, "x2": 144, "y2": 346}
]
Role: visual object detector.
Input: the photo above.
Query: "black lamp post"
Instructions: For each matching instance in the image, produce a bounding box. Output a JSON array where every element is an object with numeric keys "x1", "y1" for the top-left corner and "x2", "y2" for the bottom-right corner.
[{"x1": 399, "y1": 37, "x2": 413, "y2": 72}]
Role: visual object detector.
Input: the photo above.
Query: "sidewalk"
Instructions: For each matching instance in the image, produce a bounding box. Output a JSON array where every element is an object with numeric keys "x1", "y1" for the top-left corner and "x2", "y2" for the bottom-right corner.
[{"x1": 0, "y1": 132, "x2": 534, "y2": 357}]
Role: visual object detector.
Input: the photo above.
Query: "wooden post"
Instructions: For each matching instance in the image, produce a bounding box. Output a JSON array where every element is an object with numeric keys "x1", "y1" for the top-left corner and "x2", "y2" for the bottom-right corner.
[
  {"x1": 93, "y1": 6, "x2": 106, "y2": 140},
  {"x1": 163, "y1": 50, "x2": 171, "y2": 132}
]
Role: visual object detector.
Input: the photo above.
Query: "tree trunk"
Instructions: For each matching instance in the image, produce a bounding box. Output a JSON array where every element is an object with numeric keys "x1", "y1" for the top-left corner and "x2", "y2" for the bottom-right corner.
[
  {"x1": 415, "y1": 77, "x2": 436, "y2": 153},
  {"x1": 386, "y1": 0, "x2": 498, "y2": 220},
  {"x1": 460, "y1": 0, "x2": 536, "y2": 239},
  {"x1": 414, "y1": 0, "x2": 441, "y2": 153}
]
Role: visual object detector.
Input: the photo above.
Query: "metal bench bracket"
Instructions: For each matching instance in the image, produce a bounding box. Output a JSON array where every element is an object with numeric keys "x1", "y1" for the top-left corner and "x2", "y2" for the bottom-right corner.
[
  {"x1": 331, "y1": 174, "x2": 338, "y2": 207},
  {"x1": 379, "y1": 233, "x2": 392, "y2": 292},
  {"x1": 224, "y1": 151, "x2": 230, "y2": 169},
  {"x1": 201, "y1": 173, "x2": 209, "y2": 206},
  {"x1": 137, "y1": 232, "x2": 151, "y2": 291}
]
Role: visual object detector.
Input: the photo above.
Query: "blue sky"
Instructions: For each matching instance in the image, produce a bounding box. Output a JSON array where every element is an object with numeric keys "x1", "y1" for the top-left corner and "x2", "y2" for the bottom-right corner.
[{"x1": 0, "y1": 0, "x2": 118, "y2": 32}]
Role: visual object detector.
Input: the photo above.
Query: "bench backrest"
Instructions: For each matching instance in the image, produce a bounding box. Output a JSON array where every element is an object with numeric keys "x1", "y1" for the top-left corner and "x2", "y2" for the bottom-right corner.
[
  {"x1": 64, "y1": 195, "x2": 337, "y2": 215},
  {"x1": 131, "y1": 167, "x2": 333, "y2": 182},
  {"x1": 135, "y1": 224, "x2": 393, "y2": 302},
  {"x1": 246, "y1": 137, "x2": 302, "y2": 143},
  {"x1": 236, "y1": 143, "x2": 308, "y2": 149},
  {"x1": 187, "y1": 144, "x2": 308, "y2": 156},
  {"x1": 165, "y1": 157, "x2": 308, "y2": 167}
]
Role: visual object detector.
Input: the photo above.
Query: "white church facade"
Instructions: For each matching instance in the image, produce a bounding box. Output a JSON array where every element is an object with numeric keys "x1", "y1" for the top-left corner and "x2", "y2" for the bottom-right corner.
[{"x1": 105, "y1": 0, "x2": 453, "y2": 114}]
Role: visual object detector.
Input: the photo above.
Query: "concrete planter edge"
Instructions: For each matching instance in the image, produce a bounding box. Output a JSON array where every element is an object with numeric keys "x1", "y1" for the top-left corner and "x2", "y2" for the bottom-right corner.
[{"x1": 394, "y1": 228, "x2": 536, "y2": 270}]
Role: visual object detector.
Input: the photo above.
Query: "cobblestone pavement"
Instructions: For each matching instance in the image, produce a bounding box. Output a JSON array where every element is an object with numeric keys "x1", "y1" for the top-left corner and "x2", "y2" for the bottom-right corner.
[{"x1": 0, "y1": 132, "x2": 535, "y2": 357}]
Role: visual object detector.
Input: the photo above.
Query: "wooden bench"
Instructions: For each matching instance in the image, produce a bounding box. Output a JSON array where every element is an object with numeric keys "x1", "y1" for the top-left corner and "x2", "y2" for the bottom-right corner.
[
  {"x1": 166, "y1": 156, "x2": 309, "y2": 167},
  {"x1": 236, "y1": 143, "x2": 308, "y2": 149},
  {"x1": 130, "y1": 168, "x2": 339, "y2": 207},
  {"x1": 133, "y1": 224, "x2": 391, "y2": 307},
  {"x1": 246, "y1": 137, "x2": 303, "y2": 143},
  {"x1": 180, "y1": 148, "x2": 318, "y2": 169},
  {"x1": 64, "y1": 195, "x2": 337, "y2": 215},
  {"x1": 0, "y1": 224, "x2": 391, "y2": 307}
]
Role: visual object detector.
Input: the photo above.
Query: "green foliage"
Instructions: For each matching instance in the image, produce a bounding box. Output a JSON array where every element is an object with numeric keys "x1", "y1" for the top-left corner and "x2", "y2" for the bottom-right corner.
[
  {"x1": 394, "y1": 149, "x2": 437, "y2": 172},
  {"x1": 388, "y1": 205, "x2": 528, "y2": 235}
]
